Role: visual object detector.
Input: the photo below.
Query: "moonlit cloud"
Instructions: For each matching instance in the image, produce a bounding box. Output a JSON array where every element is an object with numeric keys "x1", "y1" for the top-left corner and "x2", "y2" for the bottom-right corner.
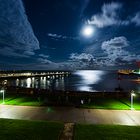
[
  {"x1": 88, "y1": 2, "x2": 140, "y2": 28},
  {"x1": 47, "y1": 33, "x2": 79, "y2": 40},
  {"x1": 101, "y1": 36, "x2": 140, "y2": 65},
  {"x1": 70, "y1": 53, "x2": 94, "y2": 61},
  {"x1": 37, "y1": 54, "x2": 51, "y2": 65},
  {"x1": 101, "y1": 36, "x2": 129, "y2": 50},
  {"x1": 39, "y1": 54, "x2": 49, "y2": 58},
  {"x1": 88, "y1": 2, "x2": 124, "y2": 28},
  {"x1": 58, "y1": 61, "x2": 93, "y2": 70},
  {"x1": 67, "y1": 53, "x2": 96, "y2": 69},
  {"x1": 0, "y1": 0, "x2": 39, "y2": 57},
  {"x1": 37, "y1": 58, "x2": 52, "y2": 64},
  {"x1": 131, "y1": 12, "x2": 140, "y2": 26},
  {"x1": 23, "y1": 50, "x2": 35, "y2": 56}
]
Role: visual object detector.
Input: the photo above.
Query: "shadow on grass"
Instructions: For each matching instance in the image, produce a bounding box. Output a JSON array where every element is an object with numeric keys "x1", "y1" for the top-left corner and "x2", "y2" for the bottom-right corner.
[
  {"x1": 118, "y1": 99, "x2": 130, "y2": 108},
  {"x1": 6, "y1": 97, "x2": 17, "y2": 102}
]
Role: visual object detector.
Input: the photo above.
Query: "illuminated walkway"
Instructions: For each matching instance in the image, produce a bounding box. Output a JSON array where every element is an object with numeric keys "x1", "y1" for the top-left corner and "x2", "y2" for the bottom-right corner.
[{"x1": 0, "y1": 105, "x2": 140, "y2": 125}]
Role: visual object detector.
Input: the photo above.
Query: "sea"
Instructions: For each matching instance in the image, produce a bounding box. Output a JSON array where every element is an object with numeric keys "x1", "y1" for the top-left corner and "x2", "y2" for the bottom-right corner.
[{"x1": 1, "y1": 70, "x2": 140, "y2": 92}]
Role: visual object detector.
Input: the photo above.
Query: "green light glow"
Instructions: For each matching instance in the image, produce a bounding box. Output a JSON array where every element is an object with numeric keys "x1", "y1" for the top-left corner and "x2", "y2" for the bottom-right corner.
[{"x1": 132, "y1": 69, "x2": 140, "y2": 75}]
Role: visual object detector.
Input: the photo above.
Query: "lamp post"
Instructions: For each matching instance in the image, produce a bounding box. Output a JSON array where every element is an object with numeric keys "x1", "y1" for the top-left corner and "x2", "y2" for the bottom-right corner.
[
  {"x1": 0, "y1": 89, "x2": 5, "y2": 104},
  {"x1": 131, "y1": 90, "x2": 135, "y2": 110}
]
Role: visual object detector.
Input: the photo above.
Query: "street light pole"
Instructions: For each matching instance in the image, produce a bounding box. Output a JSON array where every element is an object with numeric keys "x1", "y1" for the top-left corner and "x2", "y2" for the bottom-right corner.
[
  {"x1": 131, "y1": 90, "x2": 135, "y2": 110},
  {"x1": 0, "y1": 89, "x2": 5, "y2": 104},
  {"x1": 2, "y1": 90, "x2": 4, "y2": 104}
]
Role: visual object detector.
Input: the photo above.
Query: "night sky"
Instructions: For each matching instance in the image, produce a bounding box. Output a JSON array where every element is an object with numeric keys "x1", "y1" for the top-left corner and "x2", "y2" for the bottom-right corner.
[{"x1": 0, "y1": 0, "x2": 140, "y2": 70}]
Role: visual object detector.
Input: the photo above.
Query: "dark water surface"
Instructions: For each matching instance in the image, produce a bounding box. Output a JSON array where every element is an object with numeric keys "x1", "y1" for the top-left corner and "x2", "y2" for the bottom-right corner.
[{"x1": 1, "y1": 70, "x2": 140, "y2": 92}]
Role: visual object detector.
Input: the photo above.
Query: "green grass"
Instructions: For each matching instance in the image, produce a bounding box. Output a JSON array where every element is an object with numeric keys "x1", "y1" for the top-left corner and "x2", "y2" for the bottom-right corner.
[
  {"x1": 119, "y1": 98, "x2": 140, "y2": 110},
  {"x1": 0, "y1": 95, "x2": 43, "y2": 106},
  {"x1": 74, "y1": 124, "x2": 140, "y2": 140},
  {"x1": 0, "y1": 119, "x2": 63, "y2": 140},
  {"x1": 81, "y1": 97, "x2": 140, "y2": 110},
  {"x1": 1, "y1": 95, "x2": 140, "y2": 110}
]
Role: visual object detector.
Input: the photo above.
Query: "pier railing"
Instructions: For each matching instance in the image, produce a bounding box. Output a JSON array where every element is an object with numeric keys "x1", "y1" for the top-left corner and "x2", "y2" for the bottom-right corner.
[{"x1": 0, "y1": 71, "x2": 70, "y2": 78}]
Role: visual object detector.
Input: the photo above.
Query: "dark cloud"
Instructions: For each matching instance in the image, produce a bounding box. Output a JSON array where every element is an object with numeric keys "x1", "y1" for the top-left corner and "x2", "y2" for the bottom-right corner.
[
  {"x1": 0, "y1": 46, "x2": 30, "y2": 58},
  {"x1": 0, "y1": 0, "x2": 39, "y2": 57}
]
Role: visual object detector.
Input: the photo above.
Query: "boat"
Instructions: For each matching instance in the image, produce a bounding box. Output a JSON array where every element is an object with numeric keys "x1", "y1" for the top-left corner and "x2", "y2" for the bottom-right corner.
[
  {"x1": 118, "y1": 69, "x2": 133, "y2": 75},
  {"x1": 131, "y1": 78, "x2": 140, "y2": 83}
]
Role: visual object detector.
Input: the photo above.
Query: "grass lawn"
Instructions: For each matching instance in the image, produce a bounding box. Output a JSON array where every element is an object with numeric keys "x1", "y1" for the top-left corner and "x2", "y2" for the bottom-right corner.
[
  {"x1": 0, "y1": 95, "x2": 43, "y2": 106},
  {"x1": 1, "y1": 94, "x2": 140, "y2": 110},
  {"x1": 74, "y1": 124, "x2": 140, "y2": 140},
  {"x1": 0, "y1": 119, "x2": 63, "y2": 140},
  {"x1": 80, "y1": 97, "x2": 140, "y2": 110}
]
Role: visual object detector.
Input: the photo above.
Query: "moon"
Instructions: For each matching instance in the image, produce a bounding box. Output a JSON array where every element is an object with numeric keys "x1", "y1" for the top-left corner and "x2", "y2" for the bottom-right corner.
[{"x1": 82, "y1": 25, "x2": 94, "y2": 38}]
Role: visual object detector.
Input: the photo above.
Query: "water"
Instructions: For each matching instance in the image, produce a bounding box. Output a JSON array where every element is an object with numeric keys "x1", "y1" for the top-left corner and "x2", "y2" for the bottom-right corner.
[{"x1": 1, "y1": 70, "x2": 140, "y2": 92}]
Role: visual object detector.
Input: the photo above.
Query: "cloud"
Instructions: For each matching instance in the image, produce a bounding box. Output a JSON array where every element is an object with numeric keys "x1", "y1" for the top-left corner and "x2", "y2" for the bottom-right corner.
[
  {"x1": 23, "y1": 50, "x2": 35, "y2": 56},
  {"x1": 7, "y1": 63, "x2": 59, "y2": 70},
  {"x1": 39, "y1": 54, "x2": 49, "y2": 58},
  {"x1": 0, "y1": 45, "x2": 36, "y2": 58},
  {"x1": 48, "y1": 33, "x2": 79, "y2": 40},
  {"x1": 88, "y1": 2, "x2": 140, "y2": 28},
  {"x1": 79, "y1": 0, "x2": 90, "y2": 17},
  {"x1": 37, "y1": 58, "x2": 53, "y2": 64},
  {"x1": 101, "y1": 36, "x2": 140, "y2": 65},
  {"x1": 0, "y1": 46, "x2": 30, "y2": 58},
  {"x1": 101, "y1": 36, "x2": 129, "y2": 50},
  {"x1": 37, "y1": 54, "x2": 51, "y2": 64},
  {"x1": 58, "y1": 61, "x2": 90, "y2": 70},
  {"x1": 65, "y1": 46, "x2": 140, "y2": 68},
  {"x1": 0, "y1": 0, "x2": 39, "y2": 57},
  {"x1": 88, "y1": 2, "x2": 125, "y2": 28},
  {"x1": 70, "y1": 53, "x2": 94, "y2": 61},
  {"x1": 131, "y1": 12, "x2": 140, "y2": 26},
  {"x1": 68, "y1": 53, "x2": 96, "y2": 69}
]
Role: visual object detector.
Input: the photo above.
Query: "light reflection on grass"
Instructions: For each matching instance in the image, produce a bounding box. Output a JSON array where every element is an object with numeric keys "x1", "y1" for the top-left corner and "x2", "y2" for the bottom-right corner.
[
  {"x1": 0, "y1": 95, "x2": 140, "y2": 110},
  {"x1": 0, "y1": 96, "x2": 43, "y2": 106},
  {"x1": 81, "y1": 97, "x2": 140, "y2": 110}
]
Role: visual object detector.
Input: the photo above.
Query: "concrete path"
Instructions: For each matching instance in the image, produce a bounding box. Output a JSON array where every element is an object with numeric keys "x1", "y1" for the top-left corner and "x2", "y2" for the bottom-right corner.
[
  {"x1": 0, "y1": 105, "x2": 140, "y2": 125},
  {"x1": 59, "y1": 123, "x2": 74, "y2": 140}
]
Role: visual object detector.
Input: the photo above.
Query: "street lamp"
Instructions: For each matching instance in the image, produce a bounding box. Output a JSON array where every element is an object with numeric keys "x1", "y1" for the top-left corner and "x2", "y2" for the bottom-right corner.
[
  {"x1": 0, "y1": 89, "x2": 5, "y2": 104},
  {"x1": 131, "y1": 90, "x2": 135, "y2": 110}
]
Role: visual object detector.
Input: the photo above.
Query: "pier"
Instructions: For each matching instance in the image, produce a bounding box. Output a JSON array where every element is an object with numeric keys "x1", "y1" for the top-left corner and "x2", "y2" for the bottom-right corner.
[{"x1": 0, "y1": 71, "x2": 70, "y2": 78}]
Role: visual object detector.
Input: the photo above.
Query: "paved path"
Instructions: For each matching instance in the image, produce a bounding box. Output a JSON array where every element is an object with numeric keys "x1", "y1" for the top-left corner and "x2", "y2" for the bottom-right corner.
[
  {"x1": 0, "y1": 105, "x2": 140, "y2": 125},
  {"x1": 59, "y1": 123, "x2": 74, "y2": 140}
]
